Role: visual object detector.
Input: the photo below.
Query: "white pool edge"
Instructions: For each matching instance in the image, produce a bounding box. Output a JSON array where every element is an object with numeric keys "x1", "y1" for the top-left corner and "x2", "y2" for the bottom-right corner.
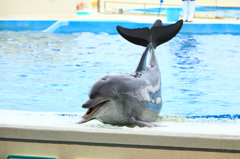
[{"x1": 0, "y1": 110, "x2": 240, "y2": 158}]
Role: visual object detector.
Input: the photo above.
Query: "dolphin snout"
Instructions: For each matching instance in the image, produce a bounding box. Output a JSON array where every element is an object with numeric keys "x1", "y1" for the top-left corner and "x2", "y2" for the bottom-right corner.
[
  {"x1": 82, "y1": 99, "x2": 110, "y2": 118},
  {"x1": 82, "y1": 99, "x2": 109, "y2": 108}
]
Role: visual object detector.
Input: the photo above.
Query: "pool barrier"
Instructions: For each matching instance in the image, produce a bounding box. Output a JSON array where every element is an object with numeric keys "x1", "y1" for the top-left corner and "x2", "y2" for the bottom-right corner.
[
  {"x1": 1, "y1": 124, "x2": 240, "y2": 159},
  {"x1": 1, "y1": 20, "x2": 240, "y2": 34}
]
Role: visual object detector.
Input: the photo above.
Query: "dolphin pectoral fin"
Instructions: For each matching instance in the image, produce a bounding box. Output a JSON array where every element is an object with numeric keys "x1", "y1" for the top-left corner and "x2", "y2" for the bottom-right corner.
[
  {"x1": 76, "y1": 119, "x2": 87, "y2": 124},
  {"x1": 129, "y1": 116, "x2": 158, "y2": 127},
  {"x1": 151, "y1": 19, "x2": 183, "y2": 48},
  {"x1": 116, "y1": 26, "x2": 150, "y2": 47},
  {"x1": 76, "y1": 117, "x2": 97, "y2": 124},
  {"x1": 152, "y1": 123, "x2": 168, "y2": 127}
]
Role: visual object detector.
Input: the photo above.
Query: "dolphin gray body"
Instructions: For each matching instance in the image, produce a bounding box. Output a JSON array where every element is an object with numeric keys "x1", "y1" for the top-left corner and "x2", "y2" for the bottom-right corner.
[{"x1": 77, "y1": 19, "x2": 183, "y2": 127}]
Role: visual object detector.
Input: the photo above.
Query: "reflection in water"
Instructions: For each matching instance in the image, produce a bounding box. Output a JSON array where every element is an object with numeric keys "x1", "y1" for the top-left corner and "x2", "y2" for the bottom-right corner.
[
  {"x1": 169, "y1": 35, "x2": 207, "y2": 115},
  {"x1": 176, "y1": 36, "x2": 200, "y2": 66},
  {"x1": 175, "y1": 35, "x2": 200, "y2": 67},
  {"x1": 161, "y1": 34, "x2": 240, "y2": 116},
  {"x1": 176, "y1": 37, "x2": 203, "y2": 94}
]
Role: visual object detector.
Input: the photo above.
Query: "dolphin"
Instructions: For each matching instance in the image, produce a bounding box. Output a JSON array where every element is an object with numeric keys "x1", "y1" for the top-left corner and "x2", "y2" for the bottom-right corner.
[{"x1": 77, "y1": 19, "x2": 183, "y2": 127}]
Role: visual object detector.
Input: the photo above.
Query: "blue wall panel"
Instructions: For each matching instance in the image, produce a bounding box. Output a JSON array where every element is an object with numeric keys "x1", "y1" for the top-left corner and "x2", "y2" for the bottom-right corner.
[
  {"x1": 0, "y1": 20, "x2": 240, "y2": 34},
  {"x1": 0, "y1": 20, "x2": 56, "y2": 31}
]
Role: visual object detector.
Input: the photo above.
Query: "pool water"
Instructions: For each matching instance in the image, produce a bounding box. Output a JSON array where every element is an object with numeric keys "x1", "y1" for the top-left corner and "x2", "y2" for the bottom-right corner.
[
  {"x1": 127, "y1": 7, "x2": 240, "y2": 18},
  {"x1": 0, "y1": 31, "x2": 240, "y2": 117}
]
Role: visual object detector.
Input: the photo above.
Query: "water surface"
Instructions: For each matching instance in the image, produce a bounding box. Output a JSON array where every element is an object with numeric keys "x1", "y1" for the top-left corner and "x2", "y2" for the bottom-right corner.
[{"x1": 0, "y1": 31, "x2": 239, "y2": 117}]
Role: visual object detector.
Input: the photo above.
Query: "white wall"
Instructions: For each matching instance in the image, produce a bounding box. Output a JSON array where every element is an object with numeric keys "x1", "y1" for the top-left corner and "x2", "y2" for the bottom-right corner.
[{"x1": 0, "y1": 0, "x2": 76, "y2": 16}]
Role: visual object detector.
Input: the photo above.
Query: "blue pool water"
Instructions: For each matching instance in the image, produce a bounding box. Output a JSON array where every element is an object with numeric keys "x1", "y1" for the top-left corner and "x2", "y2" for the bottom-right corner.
[
  {"x1": 0, "y1": 31, "x2": 240, "y2": 117},
  {"x1": 127, "y1": 7, "x2": 240, "y2": 18},
  {"x1": 127, "y1": 7, "x2": 240, "y2": 13}
]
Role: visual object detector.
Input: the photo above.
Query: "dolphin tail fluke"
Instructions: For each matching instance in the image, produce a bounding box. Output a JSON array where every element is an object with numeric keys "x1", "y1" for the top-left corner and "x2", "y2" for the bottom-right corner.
[
  {"x1": 116, "y1": 19, "x2": 183, "y2": 48},
  {"x1": 151, "y1": 19, "x2": 183, "y2": 48},
  {"x1": 116, "y1": 26, "x2": 150, "y2": 47}
]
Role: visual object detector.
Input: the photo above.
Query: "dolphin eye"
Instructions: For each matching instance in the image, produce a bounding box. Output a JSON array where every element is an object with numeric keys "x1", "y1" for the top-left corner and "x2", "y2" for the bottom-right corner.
[
  {"x1": 102, "y1": 78, "x2": 107, "y2": 81},
  {"x1": 112, "y1": 87, "x2": 118, "y2": 94}
]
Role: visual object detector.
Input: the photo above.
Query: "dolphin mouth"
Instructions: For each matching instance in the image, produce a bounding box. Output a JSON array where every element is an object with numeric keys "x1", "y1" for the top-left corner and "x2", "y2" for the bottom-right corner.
[
  {"x1": 82, "y1": 99, "x2": 109, "y2": 118},
  {"x1": 84, "y1": 103, "x2": 101, "y2": 117}
]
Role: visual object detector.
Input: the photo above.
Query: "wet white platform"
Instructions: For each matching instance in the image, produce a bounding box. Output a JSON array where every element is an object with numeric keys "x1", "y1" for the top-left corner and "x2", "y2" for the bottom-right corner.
[{"x1": 0, "y1": 109, "x2": 240, "y2": 159}]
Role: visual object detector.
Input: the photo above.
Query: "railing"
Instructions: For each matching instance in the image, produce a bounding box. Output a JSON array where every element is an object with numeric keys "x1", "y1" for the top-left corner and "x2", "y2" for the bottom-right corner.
[
  {"x1": 102, "y1": 1, "x2": 178, "y2": 14},
  {"x1": 98, "y1": 0, "x2": 219, "y2": 13}
]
